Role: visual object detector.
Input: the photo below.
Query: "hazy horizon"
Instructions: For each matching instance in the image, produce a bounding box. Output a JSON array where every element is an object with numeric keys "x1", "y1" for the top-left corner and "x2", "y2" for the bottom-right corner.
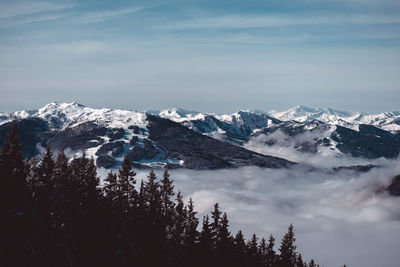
[{"x1": 1, "y1": 101, "x2": 399, "y2": 115}]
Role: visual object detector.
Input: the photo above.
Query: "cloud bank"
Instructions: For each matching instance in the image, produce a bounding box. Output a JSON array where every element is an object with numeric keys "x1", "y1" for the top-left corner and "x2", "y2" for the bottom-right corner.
[{"x1": 132, "y1": 162, "x2": 400, "y2": 267}]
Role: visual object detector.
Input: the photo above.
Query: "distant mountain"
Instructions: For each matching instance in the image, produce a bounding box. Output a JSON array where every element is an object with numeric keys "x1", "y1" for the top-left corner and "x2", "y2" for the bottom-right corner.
[
  {"x1": 156, "y1": 106, "x2": 400, "y2": 159},
  {"x1": 1, "y1": 103, "x2": 399, "y2": 169},
  {"x1": 268, "y1": 105, "x2": 400, "y2": 132},
  {"x1": 157, "y1": 108, "x2": 281, "y2": 144}
]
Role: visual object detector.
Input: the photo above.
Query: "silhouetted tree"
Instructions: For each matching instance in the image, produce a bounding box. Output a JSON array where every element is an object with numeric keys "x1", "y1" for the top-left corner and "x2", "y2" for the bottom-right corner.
[
  {"x1": 0, "y1": 125, "x2": 330, "y2": 267},
  {"x1": 0, "y1": 122, "x2": 30, "y2": 266},
  {"x1": 117, "y1": 155, "x2": 136, "y2": 213},
  {"x1": 279, "y1": 224, "x2": 297, "y2": 267},
  {"x1": 266, "y1": 234, "x2": 277, "y2": 267}
]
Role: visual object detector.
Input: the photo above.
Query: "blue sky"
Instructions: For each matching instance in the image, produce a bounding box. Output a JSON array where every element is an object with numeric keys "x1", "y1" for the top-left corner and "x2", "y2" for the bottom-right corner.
[{"x1": 1, "y1": 0, "x2": 399, "y2": 113}]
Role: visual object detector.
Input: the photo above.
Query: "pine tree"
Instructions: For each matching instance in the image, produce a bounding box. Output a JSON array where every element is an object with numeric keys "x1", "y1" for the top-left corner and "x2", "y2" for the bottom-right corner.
[
  {"x1": 33, "y1": 147, "x2": 56, "y2": 218},
  {"x1": 0, "y1": 122, "x2": 30, "y2": 266},
  {"x1": 210, "y1": 203, "x2": 221, "y2": 247},
  {"x1": 174, "y1": 191, "x2": 186, "y2": 243},
  {"x1": 160, "y1": 168, "x2": 175, "y2": 219},
  {"x1": 144, "y1": 170, "x2": 160, "y2": 219},
  {"x1": 199, "y1": 215, "x2": 213, "y2": 248},
  {"x1": 217, "y1": 212, "x2": 231, "y2": 248},
  {"x1": 36, "y1": 147, "x2": 55, "y2": 184},
  {"x1": 198, "y1": 215, "x2": 214, "y2": 265},
  {"x1": 247, "y1": 233, "x2": 259, "y2": 261},
  {"x1": 182, "y1": 198, "x2": 199, "y2": 247},
  {"x1": 81, "y1": 157, "x2": 100, "y2": 213},
  {"x1": 104, "y1": 171, "x2": 118, "y2": 206},
  {"x1": 266, "y1": 234, "x2": 277, "y2": 267},
  {"x1": 259, "y1": 237, "x2": 268, "y2": 266},
  {"x1": 308, "y1": 259, "x2": 316, "y2": 267},
  {"x1": 279, "y1": 224, "x2": 297, "y2": 267},
  {"x1": 0, "y1": 122, "x2": 27, "y2": 208},
  {"x1": 296, "y1": 253, "x2": 305, "y2": 267},
  {"x1": 233, "y1": 230, "x2": 247, "y2": 267},
  {"x1": 117, "y1": 155, "x2": 136, "y2": 213}
]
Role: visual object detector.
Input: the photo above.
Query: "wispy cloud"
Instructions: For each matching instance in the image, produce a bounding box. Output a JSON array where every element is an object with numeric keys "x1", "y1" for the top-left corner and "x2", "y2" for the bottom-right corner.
[
  {"x1": 49, "y1": 41, "x2": 111, "y2": 55},
  {"x1": 69, "y1": 6, "x2": 150, "y2": 24},
  {"x1": 163, "y1": 14, "x2": 400, "y2": 30},
  {"x1": 0, "y1": 1, "x2": 73, "y2": 19}
]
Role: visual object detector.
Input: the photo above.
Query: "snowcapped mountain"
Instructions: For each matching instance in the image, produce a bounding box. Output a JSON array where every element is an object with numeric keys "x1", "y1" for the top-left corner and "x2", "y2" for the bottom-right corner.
[
  {"x1": 0, "y1": 102, "x2": 148, "y2": 130},
  {"x1": 158, "y1": 108, "x2": 281, "y2": 144},
  {"x1": 1, "y1": 103, "x2": 400, "y2": 169},
  {"x1": 268, "y1": 105, "x2": 400, "y2": 132},
  {"x1": 0, "y1": 102, "x2": 293, "y2": 170}
]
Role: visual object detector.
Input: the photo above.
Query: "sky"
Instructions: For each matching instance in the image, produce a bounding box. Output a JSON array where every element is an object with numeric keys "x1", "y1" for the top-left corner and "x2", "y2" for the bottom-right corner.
[{"x1": 1, "y1": 0, "x2": 400, "y2": 113}]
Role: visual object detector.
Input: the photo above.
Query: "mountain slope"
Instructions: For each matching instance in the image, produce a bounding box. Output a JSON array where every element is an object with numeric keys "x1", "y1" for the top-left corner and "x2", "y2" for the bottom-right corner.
[
  {"x1": 0, "y1": 103, "x2": 294, "y2": 170},
  {"x1": 1, "y1": 103, "x2": 400, "y2": 168}
]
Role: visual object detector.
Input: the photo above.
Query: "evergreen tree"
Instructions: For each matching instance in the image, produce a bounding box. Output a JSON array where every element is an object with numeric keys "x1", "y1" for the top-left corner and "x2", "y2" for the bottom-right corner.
[
  {"x1": 279, "y1": 224, "x2": 297, "y2": 267},
  {"x1": 233, "y1": 230, "x2": 247, "y2": 267},
  {"x1": 308, "y1": 259, "x2": 316, "y2": 267},
  {"x1": 259, "y1": 237, "x2": 268, "y2": 266},
  {"x1": 217, "y1": 212, "x2": 231, "y2": 248},
  {"x1": 104, "y1": 171, "x2": 118, "y2": 206},
  {"x1": 210, "y1": 203, "x2": 221, "y2": 247},
  {"x1": 247, "y1": 233, "x2": 259, "y2": 265},
  {"x1": 117, "y1": 155, "x2": 136, "y2": 213},
  {"x1": 174, "y1": 191, "x2": 186, "y2": 243},
  {"x1": 199, "y1": 215, "x2": 213, "y2": 248},
  {"x1": 296, "y1": 253, "x2": 305, "y2": 267},
  {"x1": 266, "y1": 234, "x2": 277, "y2": 267},
  {"x1": 198, "y1": 215, "x2": 214, "y2": 265},
  {"x1": 182, "y1": 198, "x2": 199, "y2": 247},
  {"x1": 0, "y1": 122, "x2": 27, "y2": 208},
  {"x1": 160, "y1": 168, "x2": 175, "y2": 220},
  {"x1": 0, "y1": 122, "x2": 30, "y2": 266},
  {"x1": 0, "y1": 123, "x2": 328, "y2": 267},
  {"x1": 144, "y1": 170, "x2": 160, "y2": 219},
  {"x1": 36, "y1": 147, "x2": 55, "y2": 184}
]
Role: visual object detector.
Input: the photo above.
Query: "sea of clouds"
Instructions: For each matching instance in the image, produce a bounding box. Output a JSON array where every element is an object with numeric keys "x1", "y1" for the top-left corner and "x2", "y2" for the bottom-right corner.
[{"x1": 95, "y1": 132, "x2": 400, "y2": 267}]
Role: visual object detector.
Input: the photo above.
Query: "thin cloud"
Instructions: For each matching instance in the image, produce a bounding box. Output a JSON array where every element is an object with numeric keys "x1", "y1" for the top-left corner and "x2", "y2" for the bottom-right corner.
[
  {"x1": 0, "y1": 1, "x2": 74, "y2": 19},
  {"x1": 69, "y1": 6, "x2": 151, "y2": 24},
  {"x1": 163, "y1": 14, "x2": 400, "y2": 30}
]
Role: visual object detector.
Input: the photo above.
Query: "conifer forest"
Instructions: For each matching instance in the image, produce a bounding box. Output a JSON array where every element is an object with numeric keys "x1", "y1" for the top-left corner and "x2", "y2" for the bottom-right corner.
[{"x1": 0, "y1": 123, "x2": 337, "y2": 266}]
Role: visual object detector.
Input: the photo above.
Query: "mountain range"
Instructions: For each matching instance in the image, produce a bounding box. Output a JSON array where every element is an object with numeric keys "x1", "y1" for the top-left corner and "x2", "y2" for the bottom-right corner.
[{"x1": 1, "y1": 102, "x2": 399, "y2": 170}]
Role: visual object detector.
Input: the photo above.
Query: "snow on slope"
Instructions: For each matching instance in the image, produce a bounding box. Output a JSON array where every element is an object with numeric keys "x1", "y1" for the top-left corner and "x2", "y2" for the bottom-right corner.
[
  {"x1": 158, "y1": 107, "x2": 204, "y2": 122},
  {"x1": 159, "y1": 108, "x2": 280, "y2": 137},
  {"x1": 2, "y1": 103, "x2": 399, "y2": 134},
  {"x1": 0, "y1": 102, "x2": 148, "y2": 130}
]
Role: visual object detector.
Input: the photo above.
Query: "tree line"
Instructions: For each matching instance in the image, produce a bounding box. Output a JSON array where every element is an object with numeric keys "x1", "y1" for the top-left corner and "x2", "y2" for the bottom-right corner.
[{"x1": 0, "y1": 123, "x2": 339, "y2": 266}]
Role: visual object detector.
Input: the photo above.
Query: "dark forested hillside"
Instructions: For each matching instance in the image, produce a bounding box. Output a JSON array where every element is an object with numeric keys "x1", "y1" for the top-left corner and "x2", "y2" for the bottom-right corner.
[{"x1": 0, "y1": 123, "x2": 330, "y2": 267}]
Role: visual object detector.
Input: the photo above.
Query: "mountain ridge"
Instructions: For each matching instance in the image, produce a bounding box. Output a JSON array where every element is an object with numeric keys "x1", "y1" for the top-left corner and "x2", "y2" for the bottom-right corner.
[{"x1": 1, "y1": 102, "x2": 399, "y2": 169}]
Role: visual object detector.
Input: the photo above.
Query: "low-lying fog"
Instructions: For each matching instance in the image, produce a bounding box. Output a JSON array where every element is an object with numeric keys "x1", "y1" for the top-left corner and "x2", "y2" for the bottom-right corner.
[{"x1": 97, "y1": 134, "x2": 400, "y2": 267}]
